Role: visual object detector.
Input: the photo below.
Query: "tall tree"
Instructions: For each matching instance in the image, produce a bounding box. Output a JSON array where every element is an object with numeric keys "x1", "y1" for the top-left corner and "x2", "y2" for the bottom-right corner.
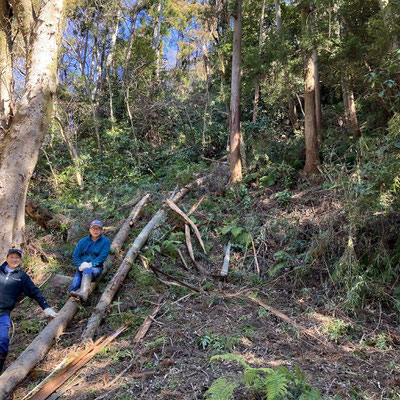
[
  {"x1": 302, "y1": 6, "x2": 319, "y2": 175},
  {"x1": 230, "y1": 0, "x2": 243, "y2": 182},
  {"x1": 0, "y1": 0, "x2": 65, "y2": 260},
  {"x1": 0, "y1": 0, "x2": 13, "y2": 136},
  {"x1": 252, "y1": 0, "x2": 266, "y2": 122}
]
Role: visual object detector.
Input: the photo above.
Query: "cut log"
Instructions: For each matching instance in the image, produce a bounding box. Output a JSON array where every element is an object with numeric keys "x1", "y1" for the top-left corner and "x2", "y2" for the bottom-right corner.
[
  {"x1": 0, "y1": 202, "x2": 141, "y2": 398},
  {"x1": 110, "y1": 193, "x2": 150, "y2": 254},
  {"x1": 82, "y1": 174, "x2": 211, "y2": 340}
]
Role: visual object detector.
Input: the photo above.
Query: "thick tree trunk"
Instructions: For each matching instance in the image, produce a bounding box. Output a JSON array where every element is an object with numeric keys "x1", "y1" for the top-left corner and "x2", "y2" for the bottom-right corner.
[
  {"x1": 0, "y1": 0, "x2": 13, "y2": 136},
  {"x1": 0, "y1": 0, "x2": 64, "y2": 261},
  {"x1": 302, "y1": 7, "x2": 319, "y2": 175},
  {"x1": 83, "y1": 175, "x2": 211, "y2": 340},
  {"x1": 229, "y1": 0, "x2": 243, "y2": 183},
  {"x1": 274, "y1": 0, "x2": 282, "y2": 32},
  {"x1": 304, "y1": 56, "x2": 319, "y2": 175},
  {"x1": 313, "y1": 49, "x2": 323, "y2": 142}
]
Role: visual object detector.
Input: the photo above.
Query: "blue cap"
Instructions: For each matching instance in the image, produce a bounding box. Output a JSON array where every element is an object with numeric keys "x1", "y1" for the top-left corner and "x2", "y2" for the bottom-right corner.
[
  {"x1": 90, "y1": 220, "x2": 103, "y2": 228},
  {"x1": 7, "y1": 249, "x2": 22, "y2": 257}
]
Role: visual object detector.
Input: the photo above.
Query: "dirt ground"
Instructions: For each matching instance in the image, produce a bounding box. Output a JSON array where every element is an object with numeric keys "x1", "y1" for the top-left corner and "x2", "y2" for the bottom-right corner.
[{"x1": 5, "y1": 186, "x2": 400, "y2": 400}]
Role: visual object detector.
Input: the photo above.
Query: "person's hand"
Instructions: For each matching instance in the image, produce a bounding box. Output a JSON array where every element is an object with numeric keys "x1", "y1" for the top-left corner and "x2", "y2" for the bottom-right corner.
[
  {"x1": 79, "y1": 262, "x2": 92, "y2": 272},
  {"x1": 44, "y1": 308, "x2": 58, "y2": 318}
]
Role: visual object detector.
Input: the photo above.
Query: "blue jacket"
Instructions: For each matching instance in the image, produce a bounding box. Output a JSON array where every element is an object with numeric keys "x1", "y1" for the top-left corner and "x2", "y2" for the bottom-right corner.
[
  {"x1": 0, "y1": 262, "x2": 49, "y2": 316},
  {"x1": 73, "y1": 235, "x2": 111, "y2": 270}
]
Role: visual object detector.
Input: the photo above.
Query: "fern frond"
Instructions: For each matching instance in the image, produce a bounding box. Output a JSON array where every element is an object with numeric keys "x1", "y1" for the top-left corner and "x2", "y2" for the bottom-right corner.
[
  {"x1": 265, "y1": 370, "x2": 289, "y2": 400},
  {"x1": 204, "y1": 377, "x2": 238, "y2": 400},
  {"x1": 210, "y1": 353, "x2": 250, "y2": 369},
  {"x1": 298, "y1": 387, "x2": 321, "y2": 400}
]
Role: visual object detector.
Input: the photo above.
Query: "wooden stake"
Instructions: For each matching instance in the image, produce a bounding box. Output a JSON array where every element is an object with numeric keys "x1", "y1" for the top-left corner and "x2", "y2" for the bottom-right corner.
[{"x1": 220, "y1": 242, "x2": 231, "y2": 277}]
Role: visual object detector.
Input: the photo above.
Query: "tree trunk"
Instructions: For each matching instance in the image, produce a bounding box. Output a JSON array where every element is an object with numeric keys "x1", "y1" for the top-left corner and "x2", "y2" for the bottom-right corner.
[
  {"x1": 252, "y1": 0, "x2": 266, "y2": 122},
  {"x1": 302, "y1": 7, "x2": 319, "y2": 175},
  {"x1": 341, "y1": 78, "x2": 360, "y2": 138},
  {"x1": 152, "y1": 0, "x2": 165, "y2": 78},
  {"x1": 313, "y1": 49, "x2": 323, "y2": 142},
  {"x1": 304, "y1": 53, "x2": 319, "y2": 175},
  {"x1": 229, "y1": 0, "x2": 243, "y2": 183},
  {"x1": 82, "y1": 174, "x2": 212, "y2": 340},
  {"x1": 55, "y1": 116, "x2": 83, "y2": 188},
  {"x1": 274, "y1": 0, "x2": 282, "y2": 32},
  {"x1": 0, "y1": 0, "x2": 64, "y2": 261},
  {"x1": 0, "y1": 0, "x2": 13, "y2": 137}
]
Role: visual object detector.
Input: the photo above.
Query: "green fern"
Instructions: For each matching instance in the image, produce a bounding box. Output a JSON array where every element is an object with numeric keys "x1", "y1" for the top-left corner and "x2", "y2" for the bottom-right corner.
[
  {"x1": 265, "y1": 369, "x2": 289, "y2": 400},
  {"x1": 203, "y1": 377, "x2": 238, "y2": 400},
  {"x1": 299, "y1": 387, "x2": 321, "y2": 400}
]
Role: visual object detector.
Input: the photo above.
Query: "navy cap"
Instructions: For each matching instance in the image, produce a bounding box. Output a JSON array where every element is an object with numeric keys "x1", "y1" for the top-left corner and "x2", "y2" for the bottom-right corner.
[
  {"x1": 90, "y1": 220, "x2": 103, "y2": 228},
  {"x1": 7, "y1": 249, "x2": 22, "y2": 257}
]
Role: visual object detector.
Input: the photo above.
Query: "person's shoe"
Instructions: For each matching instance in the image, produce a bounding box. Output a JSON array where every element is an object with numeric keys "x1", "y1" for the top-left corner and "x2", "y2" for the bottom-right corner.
[
  {"x1": 0, "y1": 352, "x2": 7, "y2": 373},
  {"x1": 70, "y1": 274, "x2": 92, "y2": 302}
]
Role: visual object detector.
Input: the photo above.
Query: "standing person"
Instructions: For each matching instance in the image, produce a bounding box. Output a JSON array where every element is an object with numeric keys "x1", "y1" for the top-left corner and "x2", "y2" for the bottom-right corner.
[
  {"x1": 0, "y1": 249, "x2": 57, "y2": 372},
  {"x1": 68, "y1": 220, "x2": 111, "y2": 302}
]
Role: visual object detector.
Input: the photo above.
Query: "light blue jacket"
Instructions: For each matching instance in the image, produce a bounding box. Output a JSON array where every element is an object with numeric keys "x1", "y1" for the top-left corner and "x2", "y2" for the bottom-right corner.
[{"x1": 73, "y1": 235, "x2": 111, "y2": 269}]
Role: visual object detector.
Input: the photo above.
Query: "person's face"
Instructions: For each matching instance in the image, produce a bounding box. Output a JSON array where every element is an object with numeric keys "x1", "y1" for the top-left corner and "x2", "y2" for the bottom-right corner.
[
  {"x1": 89, "y1": 225, "x2": 103, "y2": 240},
  {"x1": 6, "y1": 253, "x2": 22, "y2": 269}
]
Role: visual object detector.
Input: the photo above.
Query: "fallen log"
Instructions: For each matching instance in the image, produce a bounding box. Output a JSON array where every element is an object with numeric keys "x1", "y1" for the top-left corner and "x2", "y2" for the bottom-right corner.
[
  {"x1": 82, "y1": 174, "x2": 211, "y2": 340},
  {"x1": 0, "y1": 202, "x2": 142, "y2": 398},
  {"x1": 25, "y1": 200, "x2": 68, "y2": 231},
  {"x1": 110, "y1": 194, "x2": 150, "y2": 254}
]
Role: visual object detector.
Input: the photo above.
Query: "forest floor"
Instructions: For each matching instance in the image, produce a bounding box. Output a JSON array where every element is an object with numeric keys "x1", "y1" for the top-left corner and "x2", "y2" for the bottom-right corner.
[{"x1": 6, "y1": 176, "x2": 400, "y2": 400}]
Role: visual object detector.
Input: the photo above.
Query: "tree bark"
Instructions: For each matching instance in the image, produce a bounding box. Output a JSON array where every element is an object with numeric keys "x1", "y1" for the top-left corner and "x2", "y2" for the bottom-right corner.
[
  {"x1": 252, "y1": 0, "x2": 266, "y2": 122},
  {"x1": 229, "y1": 0, "x2": 243, "y2": 183},
  {"x1": 313, "y1": 49, "x2": 323, "y2": 142},
  {"x1": 152, "y1": 0, "x2": 165, "y2": 78},
  {"x1": 0, "y1": 0, "x2": 13, "y2": 136},
  {"x1": 55, "y1": 116, "x2": 83, "y2": 188},
  {"x1": 0, "y1": 0, "x2": 64, "y2": 261},
  {"x1": 82, "y1": 174, "x2": 211, "y2": 339},
  {"x1": 302, "y1": 7, "x2": 319, "y2": 175},
  {"x1": 341, "y1": 78, "x2": 360, "y2": 138}
]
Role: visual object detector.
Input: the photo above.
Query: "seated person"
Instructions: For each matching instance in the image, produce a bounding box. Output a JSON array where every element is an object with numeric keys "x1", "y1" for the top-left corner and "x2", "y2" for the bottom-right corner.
[{"x1": 68, "y1": 220, "x2": 111, "y2": 302}]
